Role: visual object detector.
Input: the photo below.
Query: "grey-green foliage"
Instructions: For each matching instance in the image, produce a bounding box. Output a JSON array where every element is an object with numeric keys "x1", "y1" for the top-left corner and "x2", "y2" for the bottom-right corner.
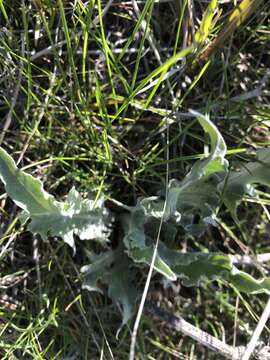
[
  {"x1": 0, "y1": 111, "x2": 270, "y2": 330},
  {"x1": 0, "y1": 147, "x2": 111, "y2": 252},
  {"x1": 122, "y1": 111, "x2": 228, "y2": 280},
  {"x1": 123, "y1": 111, "x2": 229, "y2": 278},
  {"x1": 165, "y1": 110, "x2": 228, "y2": 233},
  {"x1": 81, "y1": 248, "x2": 136, "y2": 335},
  {"x1": 220, "y1": 148, "x2": 270, "y2": 215},
  {"x1": 122, "y1": 111, "x2": 270, "y2": 294}
]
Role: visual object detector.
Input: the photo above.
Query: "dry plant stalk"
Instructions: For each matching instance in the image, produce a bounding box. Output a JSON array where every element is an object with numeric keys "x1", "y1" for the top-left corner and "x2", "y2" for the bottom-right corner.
[
  {"x1": 198, "y1": 0, "x2": 263, "y2": 65},
  {"x1": 146, "y1": 303, "x2": 270, "y2": 360}
]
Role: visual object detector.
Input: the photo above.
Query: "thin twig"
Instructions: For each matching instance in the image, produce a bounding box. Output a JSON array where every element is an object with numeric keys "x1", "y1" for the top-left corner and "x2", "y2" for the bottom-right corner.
[
  {"x1": 230, "y1": 253, "x2": 270, "y2": 266},
  {"x1": 129, "y1": 7, "x2": 176, "y2": 356},
  {"x1": 242, "y1": 297, "x2": 270, "y2": 360},
  {"x1": 240, "y1": 206, "x2": 270, "y2": 359},
  {"x1": 145, "y1": 302, "x2": 270, "y2": 360},
  {"x1": 145, "y1": 302, "x2": 245, "y2": 360},
  {"x1": 233, "y1": 296, "x2": 239, "y2": 348}
]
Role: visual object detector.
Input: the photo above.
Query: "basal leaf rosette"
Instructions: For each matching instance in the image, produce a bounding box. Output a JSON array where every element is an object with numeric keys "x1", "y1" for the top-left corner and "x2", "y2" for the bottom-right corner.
[
  {"x1": 123, "y1": 110, "x2": 229, "y2": 280},
  {"x1": 122, "y1": 112, "x2": 270, "y2": 295}
]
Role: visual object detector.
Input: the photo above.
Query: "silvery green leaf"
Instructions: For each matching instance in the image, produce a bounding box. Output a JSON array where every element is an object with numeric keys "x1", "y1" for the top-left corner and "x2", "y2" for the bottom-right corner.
[
  {"x1": 171, "y1": 251, "x2": 270, "y2": 294},
  {"x1": 187, "y1": 110, "x2": 228, "y2": 177},
  {"x1": 82, "y1": 249, "x2": 136, "y2": 334},
  {"x1": 123, "y1": 198, "x2": 176, "y2": 280},
  {"x1": 122, "y1": 203, "x2": 147, "y2": 250},
  {"x1": 81, "y1": 251, "x2": 115, "y2": 293},
  {"x1": 0, "y1": 147, "x2": 111, "y2": 252},
  {"x1": 0, "y1": 147, "x2": 60, "y2": 215},
  {"x1": 129, "y1": 246, "x2": 177, "y2": 281},
  {"x1": 135, "y1": 241, "x2": 270, "y2": 294},
  {"x1": 165, "y1": 110, "x2": 228, "y2": 224},
  {"x1": 106, "y1": 258, "x2": 136, "y2": 336},
  {"x1": 58, "y1": 187, "x2": 111, "y2": 244},
  {"x1": 220, "y1": 148, "x2": 270, "y2": 215},
  {"x1": 123, "y1": 111, "x2": 228, "y2": 278},
  {"x1": 127, "y1": 235, "x2": 270, "y2": 294}
]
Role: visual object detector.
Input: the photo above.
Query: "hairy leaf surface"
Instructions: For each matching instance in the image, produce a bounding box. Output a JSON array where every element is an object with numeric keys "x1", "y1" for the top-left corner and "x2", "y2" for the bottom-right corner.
[{"x1": 0, "y1": 147, "x2": 111, "y2": 251}]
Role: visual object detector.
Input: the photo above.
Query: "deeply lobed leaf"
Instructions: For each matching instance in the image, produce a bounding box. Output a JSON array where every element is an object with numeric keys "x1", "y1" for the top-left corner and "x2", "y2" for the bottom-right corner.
[
  {"x1": 123, "y1": 110, "x2": 229, "y2": 279},
  {"x1": 121, "y1": 111, "x2": 270, "y2": 301},
  {"x1": 81, "y1": 249, "x2": 136, "y2": 334},
  {"x1": 0, "y1": 147, "x2": 111, "y2": 252}
]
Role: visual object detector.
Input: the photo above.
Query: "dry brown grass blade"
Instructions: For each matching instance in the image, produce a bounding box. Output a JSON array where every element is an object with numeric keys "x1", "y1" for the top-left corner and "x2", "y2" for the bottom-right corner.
[{"x1": 197, "y1": 0, "x2": 263, "y2": 65}]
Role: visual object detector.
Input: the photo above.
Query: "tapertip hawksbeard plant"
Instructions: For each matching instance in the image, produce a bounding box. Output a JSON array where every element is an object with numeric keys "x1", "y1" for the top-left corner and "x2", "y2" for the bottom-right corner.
[{"x1": 0, "y1": 110, "x2": 270, "y2": 331}]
